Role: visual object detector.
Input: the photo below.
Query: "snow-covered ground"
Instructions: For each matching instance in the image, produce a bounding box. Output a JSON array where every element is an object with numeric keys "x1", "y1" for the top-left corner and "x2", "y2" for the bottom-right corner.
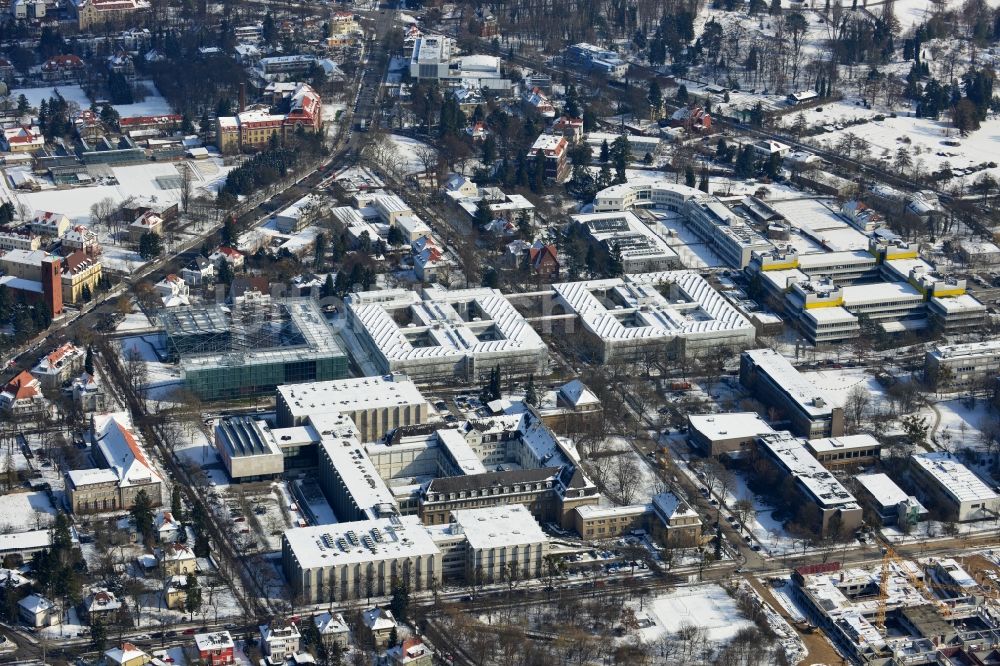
[
  {"x1": 113, "y1": 81, "x2": 173, "y2": 117},
  {"x1": 387, "y1": 134, "x2": 435, "y2": 175},
  {"x1": 0, "y1": 490, "x2": 57, "y2": 533},
  {"x1": 641, "y1": 584, "x2": 754, "y2": 644},
  {"x1": 12, "y1": 84, "x2": 91, "y2": 111}
]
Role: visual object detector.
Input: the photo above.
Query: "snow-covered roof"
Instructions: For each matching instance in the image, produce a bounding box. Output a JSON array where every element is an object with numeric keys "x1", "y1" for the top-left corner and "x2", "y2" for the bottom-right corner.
[
  {"x1": 558, "y1": 379, "x2": 600, "y2": 408},
  {"x1": 347, "y1": 286, "x2": 546, "y2": 363},
  {"x1": 362, "y1": 607, "x2": 396, "y2": 631},
  {"x1": 758, "y1": 433, "x2": 858, "y2": 509},
  {"x1": 911, "y1": 452, "x2": 999, "y2": 504},
  {"x1": 285, "y1": 516, "x2": 439, "y2": 570},
  {"x1": 18, "y1": 593, "x2": 52, "y2": 614},
  {"x1": 688, "y1": 412, "x2": 774, "y2": 441},
  {"x1": 742, "y1": 349, "x2": 836, "y2": 419},
  {"x1": 93, "y1": 412, "x2": 161, "y2": 488},
  {"x1": 451, "y1": 505, "x2": 546, "y2": 550},
  {"x1": 194, "y1": 631, "x2": 234, "y2": 652},
  {"x1": 552, "y1": 272, "x2": 753, "y2": 342},
  {"x1": 855, "y1": 473, "x2": 920, "y2": 510}
]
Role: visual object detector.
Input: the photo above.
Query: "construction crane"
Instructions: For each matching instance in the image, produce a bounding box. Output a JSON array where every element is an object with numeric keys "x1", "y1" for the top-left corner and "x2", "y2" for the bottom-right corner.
[{"x1": 874, "y1": 536, "x2": 951, "y2": 631}]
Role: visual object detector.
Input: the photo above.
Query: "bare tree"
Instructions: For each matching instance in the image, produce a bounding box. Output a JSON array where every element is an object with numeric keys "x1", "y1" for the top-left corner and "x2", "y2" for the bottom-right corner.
[
  {"x1": 611, "y1": 454, "x2": 643, "y2": 505},
  {"x1": 844, "y1": 385, "x2": 871, "y2": 434}
]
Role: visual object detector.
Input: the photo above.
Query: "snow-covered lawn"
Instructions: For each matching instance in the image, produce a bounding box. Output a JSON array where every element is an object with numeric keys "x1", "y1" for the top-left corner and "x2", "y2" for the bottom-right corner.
[
  {"x1": 641, "y1": 584, "x2": 754, "y2": 643},
  {"x1": 387, "y1": 134, "x2": 435, "y2": 175},
  {"x1": 12, "y1": 84, "x2": 91, "y2": 111},
  {"x1": 113, "y1": 81, "x2": 173, "y2": 117},
  {"x1": 0, "y1": 490, "x2": 57, "y2": 533}
]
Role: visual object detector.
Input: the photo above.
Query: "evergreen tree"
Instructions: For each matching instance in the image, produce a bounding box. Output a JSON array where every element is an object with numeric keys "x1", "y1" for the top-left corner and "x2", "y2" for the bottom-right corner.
[
  {"x1": 387, "y1": 627, "x2": 398, "y2": 648},
  {"x1": 676, "y1": 84, "x2": 689, "y2": 103},
  {"x1": 314, "y1": 232, "x2": 327, "y2": 268},
  {"x1": 184, "y1": 573, "x2": 202, "y2": 618},
  {"x1": 685, "y1": 166, "x2": 696, "y2": 188},
  {"x1": 222, "y1": 216, "x2": 238, "y2": 246},
  {"x1": 138, "y1": 232, "x2": 162, "y2": 260},
  {"x1": 321, "y1": 273, "x2": 335, "y2": 300},
  {"x1": 217, "y1": 260, "x2": 234, "y2": 285},
  {"x1": 524, "y1": 374, "x2": 538, "y2": 406},
  {"x1": 647, "y1": 80, "x2": 663, "y2": 118},
  {"x1": 130, "y1": 489, "x2": 155, "y2": 543},
  {"x1": 608, "y1": 243, "x2": 624, "y2": 277},
  {"x1": 84, "y1": 346, "x2": 94, "y2": 376},
  {"x1": 90, "y1": 620, "x2": 107, "y2": 653},
  {"x1": 171, "y1": 485, "x2": 185, "y2": 522},
  {"x1": 389, "y1": 581, "x2": 410, "y2": 621},
  {"x1": 80, "y1": 283, "x2": 92, "y2": 302},
  {"x1": 599, "y1": 139, "x2": 610, "y2": 164},
  {"x1": 698, "y1": 169, "x2": 710, "y2": 193}
]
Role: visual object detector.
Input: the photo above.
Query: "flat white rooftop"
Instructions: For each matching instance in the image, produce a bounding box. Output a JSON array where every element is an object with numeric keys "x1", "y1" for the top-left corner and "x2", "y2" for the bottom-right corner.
[
  {"x1": 277, "y1": 374, "x2": 426, "y2": 422},
  {"x1": 856, "y1": 473, "x2": 911, "y2": 508},
  {"x1": 807, "y1": 434, "x2": 880, "y2": 454},
  {"x1": 759, "y1": 433, "x2": 858, "y2": 508},
  {"x1": 841, "y1": 282, "x2": 923, "y2": 307},
  {"x1": 929, "y1": 338, "x2": 1000, "y2": 360},
  {"x1": 688, "y1": 412, "x2": 775, "y2": 441},
  {"x1": 451, "y1": 505, "x2": 547, "y2": 550},
  {"x1": 911, "y1": 452, "x2": 999, "y2": 504},
  {"x1": 742, "y1": 348, "x2": 836, "y2": 419},
  {"x1": 284, "y1": 515, "x2": 439, "y2": 570}
]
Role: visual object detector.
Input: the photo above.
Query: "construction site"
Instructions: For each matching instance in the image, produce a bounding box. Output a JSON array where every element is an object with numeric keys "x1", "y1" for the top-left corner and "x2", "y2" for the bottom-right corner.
[
  {"x1": 791, "y1": 548, "x2": 1000, "y2": 665},
  {"x1": 158, "y1": 294, "x2": 348, "y2": 400}
]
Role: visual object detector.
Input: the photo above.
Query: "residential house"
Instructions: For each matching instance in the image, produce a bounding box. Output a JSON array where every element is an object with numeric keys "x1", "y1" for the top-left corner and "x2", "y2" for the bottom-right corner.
[
  {"x1": 81, "y1": 588, "x2": 123, "y2": 623},
  {"x1": 31, "y1": 211, "x2": 72, "y2": 238},
  {"x1": 41, "y1": 54, "x2": 85, "y2": 81},
  {"x1": 181, "y1": 256, "x2": 215, "y2": 287},
  {"x1": 552, "y1": 116, "x2": 584, "y2": 143},
  {"x1": 153, "y1": 274, "x2": 190, "y2": 307},
  {"x1": 164, "y1": 575, "x2": 187, "y2": 610},
  {"x1": 128, "y1": 211, "x2": 163, "y2": 243},
  {"x1": 523, "y1": 87, "x2": 556, "y2": 118},
  {"x1": 194, "y1": 631, "x2": 235, "y2": 666},
  {"x1": 155, "y1": 510, "x2": 180, "y2": 542},
  {"x1": 159, "y1": 543, "x2": 197, "y2": 576},
  {"x1": 62, "y1": 225, "x2": 100, "y2": 255},
  {"x1": 69, "y1": 371, "x2": 107, "y2": 412},
  {"x1": 361, "y1": 608, "x2": 397, "y2": 650},
  {"x1": 386, "y1": 637, "x2": 433, "y2": 666},
  {"x1": 2, "y1": 126, "x2": 44, "y2": 153},
  {"x1": 260, "y1": 620, "x2": 301, "y2": 661},
  {"x1": 0, "y1": 371, "x2": 45, "y2": 415},
  {"x1": 209, "y1": 246, "x2": 245, "y2": 270},
  {"x1": 104, "y1": 643, "x2": 150, "y2": 666},
  {"x1": 525, "y1": 241, "x2": 559, "y2": 278},
  {"x1": 527, "y1": 134, "x2": 569, "y2": 182},
  {"x1": 31, "y1": 341, "x2": 86, "y2": 388},
  {"x1": 314, "y1": 612, "x2": 349, "y2": 651},
  {"x1": 18, "y1": 594, "x2": 55, "y2": 627}
]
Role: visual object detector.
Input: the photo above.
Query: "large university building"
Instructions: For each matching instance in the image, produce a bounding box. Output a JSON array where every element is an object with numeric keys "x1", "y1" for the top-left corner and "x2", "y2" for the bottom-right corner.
[{"x1": 216, "y1": 84, "x2": 322, "y2": 153}]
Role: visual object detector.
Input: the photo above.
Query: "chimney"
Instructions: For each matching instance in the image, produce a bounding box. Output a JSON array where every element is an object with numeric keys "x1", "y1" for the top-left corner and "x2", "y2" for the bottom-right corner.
[{"x1": 238, "y1": 82, "x2": 246, "y2": 113}]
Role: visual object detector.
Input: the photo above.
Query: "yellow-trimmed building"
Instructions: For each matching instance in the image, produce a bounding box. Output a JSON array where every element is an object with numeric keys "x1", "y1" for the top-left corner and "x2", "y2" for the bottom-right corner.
[{"x1": 61, "y1": 251, "x2": 102, "y2": 305}]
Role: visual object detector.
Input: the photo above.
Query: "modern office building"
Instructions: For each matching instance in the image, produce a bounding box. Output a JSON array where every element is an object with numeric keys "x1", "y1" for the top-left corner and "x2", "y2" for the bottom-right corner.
[
  {"x1": 908, "y1": 452, "x2": 1000, "y2": 522},
  {"x1": 805, "y1": 434, "x2": 881, "y2": 469},
  {"x1": 687, "y1": 412, "x2": 775, "y2": 457},
  {"x1": 346, "y1": 285, "x2": 548, "y2": 383},
  {"x1": 740, "y1": 349, "x2": 844, "y2": 438},
  {"x1": 282, "y1": 516, "x2": 442, "y2": 603},
  {"x1": 551, "y1": 272, "x2": 755, "y2": 363},
  {"x1": 275, "y1": 374, "x2": 429, "y2": 441},
  {"x1": 854, "y1": 473, "x2": 927, "y2": 528},
  {"x1": 160, "y1": 296, "x2": 348, "y2": 400},
  {"x1": 924, "y1": 340, "x2": 1000, "y2": 389},
  {"x1": 756, "y1": 432, "x2": 862, "y2": 537},
  {"x1": 592, "y1": 179, "x2": 772, "y2": 268},
  {"x1": 572, "y1": 211, "x2": 680, "y2": 273}
]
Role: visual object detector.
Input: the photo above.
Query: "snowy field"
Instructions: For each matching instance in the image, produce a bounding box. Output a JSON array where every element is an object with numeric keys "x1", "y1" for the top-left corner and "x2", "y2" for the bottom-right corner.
[
  {"x1": 641, "y1": 584, "x2": 754, "y2": 644},
  {"x1": 113, "y1": 81, "x2": 173, "y2": 117},
  {"x1": 12, "y1": 84, "x2": 91, "y2": 110},
  {"x1": 388, "y1": 134, "x2": 435, "y2": 175},
  {"x1": 0, "y1": 490, "x2": 57, "y2": 533}
]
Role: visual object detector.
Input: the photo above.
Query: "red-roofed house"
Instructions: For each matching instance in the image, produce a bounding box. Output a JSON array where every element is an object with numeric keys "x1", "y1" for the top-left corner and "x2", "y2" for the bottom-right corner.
[
  {"x1": 2, "y1": 126, "x2": 44, "y2": 153},
  {"x1": 0, "y1": 371, "x2": 44, "y2": 414},
  {"x1": 526, "y1": 242, "x2": 559, "y2": 278},
  {"x1": 128, "y1": 211, "x2": 163, "y2": 243},
  {"x1": 41, "y1": 54, "x2": 85, "y2": 81},
  {"x1": 552, "y1": 116, "x2": 584, "y2": 143},
  {"x1": 209, "y1": 246, "x2": 245, "y2": 269},
  {"x1": 61, "y1": 250, "x2": 102, "y2": 304},
  {"x1": 31, "y1": 341, "x2": 85, "y2": 388},
  {"x1": 386, "y1": 637, "x2": 433, "y2": 665},
  {"x1": 65, "y1": 412, "x2": 163, "y2": 513}
]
